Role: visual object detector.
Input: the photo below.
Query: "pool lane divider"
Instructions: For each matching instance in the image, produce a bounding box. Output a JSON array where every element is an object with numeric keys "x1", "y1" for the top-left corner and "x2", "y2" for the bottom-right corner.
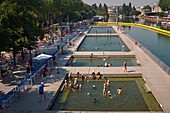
[{"x1": 94, "y1": 22, "x2": 170, "y2": 37}]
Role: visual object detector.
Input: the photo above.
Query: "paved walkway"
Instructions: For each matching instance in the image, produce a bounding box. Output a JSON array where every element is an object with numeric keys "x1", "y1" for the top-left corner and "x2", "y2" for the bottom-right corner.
[{"x1": 5, "y1": 25, "x2": 170, "y2": 113}]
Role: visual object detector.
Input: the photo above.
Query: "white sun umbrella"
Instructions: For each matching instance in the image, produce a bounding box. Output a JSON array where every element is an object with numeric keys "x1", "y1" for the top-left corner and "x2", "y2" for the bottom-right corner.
[{"x1": 33, "y1": 54, "x2": 52, "y2": 60}]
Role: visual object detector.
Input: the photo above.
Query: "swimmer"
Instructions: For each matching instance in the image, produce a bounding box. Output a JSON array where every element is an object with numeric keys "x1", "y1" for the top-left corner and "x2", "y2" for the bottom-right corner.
[
  {"x1": 108, "y1": 63, "x2": 112, "y2": 67},
  {"x1": 90, "y1": 53, "x2": 93, "y2": 58},
  {"x1": 93, "y1": 85, "x2": 96, "y2": 89},
  {"x1": 76, "y1": 71, "x2": 80, "y2": 78},
  {"x1": 117, "y1": 88, "x2": 122, "y2": 95},
  {"x1": 64, "y1": 80, "x2": 68, "y2": 90},
  {"x1": 103, "y1": 83, "x2": 106, "y2": 89},
  {"x1": 81, "y1": 74, "x2": 85, "y2": 82},
  {"x1": 104, "y1": 62, "x2": 108, "y2": 67},
  {"x1": 87, "y1": 92, "x2": 90, "y2": 96},
  {"x1": 105, "y1": 78, "x2": 108, "y2": 84},
  {"x1": 69, "y1": 82, "x2": 75, "y2": 91},
  {"x1": 122, "y1": 45, "x2": 125, "y2": 51},
  {"x1": 95, "y1": 47, "x2": 98, "y2": 50},
  {"x1": 79, "y1": 84, "x2": 82, "y2": 90},
  {"x1": 108, "y1": 91, "x2": 112, "y2": 98},
  {"x1": 106, "y1": 80, "x2": 110, "y2": 87},
  {"x1": 75, "y1": 84, "x2": 79, "y2": 90},
  {"x1": 85, "y1": 77, "x2": 87, "y2": 81},
  {"x1": 82, "y1": 47, "x2": 85, "y2": 51},
  {"x1": 103, "y1": 89, "x2": 107, "y2": 96},
  {"x1": 92, "y1": 98, "x2": 97, "y2": 103}
]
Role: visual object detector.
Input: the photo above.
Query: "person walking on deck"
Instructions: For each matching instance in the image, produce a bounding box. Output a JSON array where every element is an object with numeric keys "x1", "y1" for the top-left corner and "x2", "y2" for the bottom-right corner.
[{"x1": 38, "y1": 82, "x2": 49, "y2": 102}]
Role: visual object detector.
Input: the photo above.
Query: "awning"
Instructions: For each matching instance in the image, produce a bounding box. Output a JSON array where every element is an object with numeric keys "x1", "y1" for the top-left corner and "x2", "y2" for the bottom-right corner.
[{"x1": 33, "y1": 54, "x2": 52, "y2": 60}]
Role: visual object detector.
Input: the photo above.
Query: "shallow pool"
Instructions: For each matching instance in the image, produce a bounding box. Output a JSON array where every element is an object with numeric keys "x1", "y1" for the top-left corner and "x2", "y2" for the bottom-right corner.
[
  {"x1": 88, "y1": 27, "x2": 116, "y2": 34},
  {"x1": 50, "y1": 78, "x2": 162, "y2": 111},
  {"x1": 77, "y1": 36, "x2": 129, "y2": 51},
  {"x1": 66, "y1": 58, "x2": 140, "y2": 67}
]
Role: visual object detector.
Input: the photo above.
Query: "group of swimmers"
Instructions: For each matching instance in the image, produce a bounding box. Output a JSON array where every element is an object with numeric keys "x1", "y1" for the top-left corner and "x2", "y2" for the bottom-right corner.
[
  {"x1": 87, "y1": 78, "x2": 122, "y2": 103},
  {"x1": 64, "y1": 78, "x2": 83, "y2": 91},
  {"x1": 66, "y1": 71, "x2": 123, "y2": 103},
  {"x1": 103, "y1": 78, "x2": 122, "y2": 98}
]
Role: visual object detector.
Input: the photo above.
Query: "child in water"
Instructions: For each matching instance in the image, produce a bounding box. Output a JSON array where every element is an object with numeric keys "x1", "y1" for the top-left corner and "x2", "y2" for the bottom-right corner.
[
  {"x1": 117, "y1": 88, "x2": 122, "y2": 94},
  {"x1": 108, "y1": 91, "x2": 112, "y2": 98}
]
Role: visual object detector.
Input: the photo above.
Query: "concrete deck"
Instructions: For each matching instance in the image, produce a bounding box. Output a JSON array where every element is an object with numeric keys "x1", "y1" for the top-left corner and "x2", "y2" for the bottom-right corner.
[
  {"x1": 73, "y1": 51, "x2": 136, "y2": 58},
  {"x1": 5, "y1": 25, "x2": 170, "y2": 113},
  {"x1": 85, "y1": 34, "x2": 118, "y2": 37}
]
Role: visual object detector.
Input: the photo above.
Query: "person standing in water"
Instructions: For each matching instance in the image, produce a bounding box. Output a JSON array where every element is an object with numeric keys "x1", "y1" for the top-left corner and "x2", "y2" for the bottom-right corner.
[{"x1": 123, "y1": 60, "x2": 127, "y2": 72}]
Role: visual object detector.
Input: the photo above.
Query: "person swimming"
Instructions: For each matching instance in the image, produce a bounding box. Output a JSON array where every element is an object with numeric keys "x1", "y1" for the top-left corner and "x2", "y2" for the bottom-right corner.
[
  {"x1": 79, "y1": 84, "x2": 82, "y2": 90},
  {"x1": 64, "y1": 80, "x2": 68, "y2": 90},
  {"x1": 104, "y1": 62, "x2": 108, "y2": 67},
  {"x1": 103, "y1": 89, "x2": 107, "y2": 96},
  {"x1": 87, "y1": 92, "x2": 90, "y2": 96},
  {"x1": 108, "y1": 91, "x2": 112, "y2": 98},
  {"x1": 81, "y1": 74, "x2": 85, "y2": 82},
  {"x1": 82, "y1": 47, "x2": 85, "y2": 51},
  {"x1": 93, "y1": 85, "x2": 96, "y2": 89},
  {"x1": 92, "y1": 98, "x2": 97, "y2": 103},
  {"x1": 75, "y1": 84, "x2": 79, "y2": 90},
  {"x1": 106, "y1": 80, "x2": 110, "y2": 87},
  {"x1": 117, "y1": 88, "x2": 122, "y2": 94}
]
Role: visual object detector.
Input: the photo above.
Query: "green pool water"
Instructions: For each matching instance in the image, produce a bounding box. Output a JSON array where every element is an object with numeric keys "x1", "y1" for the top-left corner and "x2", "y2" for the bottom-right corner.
[
  {"x1": 66, "y1": 58, "x2": 140, "y2": 67},
  {"x1": 88, "y1": 27, "x2": 116, "y2": 34},
  {"x1": 77, "y1": 36, "x2": 129, "y2": 51},
  {"x1": 50, "y1": 78, "x2": 162, "y2": 111}
]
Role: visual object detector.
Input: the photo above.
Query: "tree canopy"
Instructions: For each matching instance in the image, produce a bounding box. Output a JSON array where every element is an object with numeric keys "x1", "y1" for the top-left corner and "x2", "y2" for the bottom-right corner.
[
  {"x1": 0, "y1": 0, "x2": 96, "y2": 65},
  {"x1": 159, "y1": 0, "x2": 170, "y2": 11},
  {"x1": 120, "y1": 2, "x2": 140, "y2": 16},
  {"x1": 0, "y1": 0, "x2": 95, "y2": 52}
]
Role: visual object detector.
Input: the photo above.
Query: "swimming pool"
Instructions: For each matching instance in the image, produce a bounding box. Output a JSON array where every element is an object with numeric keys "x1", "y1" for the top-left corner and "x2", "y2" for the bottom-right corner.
[
  {"x1": 66, "y1": 58, "x2": 140, "y2": 67},
  {"x1": 88, "y1": 27, "x2": 116, "y2": 34},
  {"x1": 77, "y1": 36, "x2": 129, "y2": 51},
  {"x1": 50, "y1": 78, "x2": 162, "y2": 111}
]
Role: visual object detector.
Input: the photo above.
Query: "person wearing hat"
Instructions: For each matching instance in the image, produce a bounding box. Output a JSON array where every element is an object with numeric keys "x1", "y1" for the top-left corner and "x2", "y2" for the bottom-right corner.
[
  {"x1": 38, "y1": 82, "x2": 49, "y2": 102},
  {"x1": 108, "y1": 91, "x2": 112, "y2": 98}
]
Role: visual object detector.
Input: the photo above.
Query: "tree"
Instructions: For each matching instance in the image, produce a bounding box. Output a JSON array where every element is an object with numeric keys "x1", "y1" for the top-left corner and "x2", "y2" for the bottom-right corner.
[
  {"x1": 129, "y1": 2, "x2": 132, "y2": 12},
  {"x1": 159, "y1": 0, "x2": 170, "y2": 11},
  {"x1": 99, "y1": 3, "x2": 102, "y2": 9},
  {"x1": 92, "y1": 3, "x2": 97, "y2": 10},
  {"x1": 0, "y1": 0, "x2": 43, "y2": 65},
  {"x1": 143, "y1": 5, "x2": 152, "y2": 11}
]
